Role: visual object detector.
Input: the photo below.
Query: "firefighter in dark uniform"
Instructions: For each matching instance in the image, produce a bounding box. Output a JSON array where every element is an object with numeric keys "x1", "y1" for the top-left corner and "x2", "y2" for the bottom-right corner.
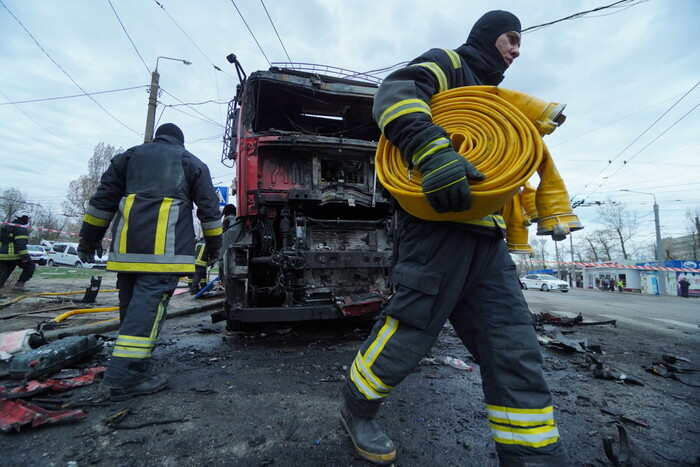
[
  {"x1": 339, "y1": 11, "x2": 569, "y2": 466},
  {"x1": 0, "y1": 210, "x2": 36, "y2": 297},
  {"x1": 188, "y1": 237, "x2": 208, "y2": 295},
  {"x1": 78, "y1": 123, "x2": 222, "y2": 401}
]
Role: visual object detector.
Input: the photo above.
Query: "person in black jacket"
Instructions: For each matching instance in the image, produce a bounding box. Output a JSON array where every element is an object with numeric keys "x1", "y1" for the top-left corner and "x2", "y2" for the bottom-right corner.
[
  {"x1": 78, "y1": 123, "x2": 222, "y2": 401},
  {"x1": 339, "y1": 11, "x2": 569, "y2": 466},
  {"x1": 0, "y1": 210, "x2": 36, "y2": 297}
]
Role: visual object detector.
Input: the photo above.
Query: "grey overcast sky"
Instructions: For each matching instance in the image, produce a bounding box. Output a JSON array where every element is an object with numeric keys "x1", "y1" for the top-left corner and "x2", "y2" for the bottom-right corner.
[{"x1": 0, "y1": 0, "x2": 698, "y2": 252}]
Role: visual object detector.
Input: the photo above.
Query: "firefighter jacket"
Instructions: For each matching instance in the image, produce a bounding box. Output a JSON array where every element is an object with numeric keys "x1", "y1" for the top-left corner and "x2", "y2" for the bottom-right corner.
[
  {"x1": 194, "y1": 240, "x2": 207, "y2": 268},
  {"x1": 0, "y1": 220, "x2": 30, "y2": 261},
  {"x1": 79, "y1": 135, "x2": 222, "y2": 274},
  {"x1": 372, "y1": 43, "x2": 508, "y2": 237}
]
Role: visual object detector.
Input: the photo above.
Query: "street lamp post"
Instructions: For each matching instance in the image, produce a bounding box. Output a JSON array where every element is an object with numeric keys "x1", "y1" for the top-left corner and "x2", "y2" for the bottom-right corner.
[
  {"x1": 621, "y1": 189, "x2": 665, "y2": 295},
  {"x1": 144, "y1": 56, "x2": 192, "y2": 143}
]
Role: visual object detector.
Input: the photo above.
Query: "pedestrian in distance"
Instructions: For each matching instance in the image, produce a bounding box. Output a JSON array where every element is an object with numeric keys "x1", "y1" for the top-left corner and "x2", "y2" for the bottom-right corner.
[
  {"x1": 678, "y1": 277, "x2": 690, "y2": 298},
  {"x1": 0, "y1": 210, "x2": 36, "y2": 297},
  {"x1": 617, "y1": 278, "x2": 624, "y2": 293},
  {"x1": 339, "y1": 11, "x2": 569, "y2": 466},
  {"x1": 609, "y1": 277, "x2": 616, "y2": 292},
  {"x1": 77, "y1": 123, "x2": 222, "y2": 401}
]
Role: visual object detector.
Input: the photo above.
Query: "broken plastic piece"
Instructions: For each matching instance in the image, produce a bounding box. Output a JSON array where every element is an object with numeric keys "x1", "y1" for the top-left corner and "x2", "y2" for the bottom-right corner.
[
  {"x1": 0, "y1": 366, "x2": 106, "y2": 399},
  {"x1": 8, "y1": 335, "x2": 100, "y2": 380},
  {"x1": 0, "y1": 330, "x2": 47, "y2": 361},
  {"x1": 593, "y1": 363, "x2": 644, "y2": 386},
  {"x1": 0, "y1": 398, "x2": 86, "y2": 432}
]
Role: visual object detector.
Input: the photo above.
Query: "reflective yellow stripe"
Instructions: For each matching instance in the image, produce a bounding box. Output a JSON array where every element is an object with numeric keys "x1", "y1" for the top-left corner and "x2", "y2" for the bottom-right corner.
[
  {"x1": 83, "y1": 213, "x2": 110, "y2": 228},
  {"x1": 348, "y1": 317, "x2": 399, "y2": 400},
  {"x1": 107, "y1": 261, "x2": 195, "y2": 273},
  {"x1": 412, "y1": 137, "x2": 451, "y2": 167},
  {"x1": 364, "y1": 316, "x2": 398, "y2": 366},
  {"x1": 149, "y1": 293, "x2": 168, "y2": 340},
  {"x1": 441, "y1": 48, "x2": 462, "y2": 69},
  {"x1": 113, "y1": 334, "x2": 155, "y2": 359},
  {"x1": 378, "y1": 99, "x2": 431, "y2": 132},
  {"x1": 350, "y1": 353, "x2": 392, "y2": 399},
  {"x1": 458, "y1": 215, "x2": 505, "y2": 229},
  {"x1": 119, "y1": 194, "x2": 135, "y2": 254},
  {"x1": 490, "y1": 422, "x2": 560, "y2": 448},
  {"x1": 14, "y1": 235, "x2": 28, "y2": 240},
  {"x1": 203, "y1": 226, "x2": 223, "y2": 236},
  {"x1": 154, "y1": 198, "x2": 173, "y2": 255},
  {"x1": 350, "y1": 360, "x2": 386, "y2": 400},
  {"x1": 416, "y1": 62, "x2": 447, "y2": 93},
  {"x1": 487, "y1": 404, "x2": 554, "y2": 418}
]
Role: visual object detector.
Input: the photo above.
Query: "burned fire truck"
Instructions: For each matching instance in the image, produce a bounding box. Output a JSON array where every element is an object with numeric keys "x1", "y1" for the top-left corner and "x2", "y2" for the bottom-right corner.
[{"x1": 211, "y1": 57, "x2": 394, "y2": 331}]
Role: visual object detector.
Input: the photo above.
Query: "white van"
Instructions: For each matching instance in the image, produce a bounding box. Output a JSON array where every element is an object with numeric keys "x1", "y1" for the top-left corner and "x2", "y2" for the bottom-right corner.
[{"x1": 47, "y1": 242, "x2": 108, "y2": 268}]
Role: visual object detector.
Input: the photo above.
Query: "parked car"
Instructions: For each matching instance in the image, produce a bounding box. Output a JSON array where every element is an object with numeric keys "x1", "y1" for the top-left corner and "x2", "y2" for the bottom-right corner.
[
  {"x1": 47, "y1": 242, "x2": 107, "y2": 268},
  {"x1": 27, "y1": 245, "x2": 48, "y2": 265},
  {"x1": 521, "y1": 274, "x2": 569, "y2": 292}
]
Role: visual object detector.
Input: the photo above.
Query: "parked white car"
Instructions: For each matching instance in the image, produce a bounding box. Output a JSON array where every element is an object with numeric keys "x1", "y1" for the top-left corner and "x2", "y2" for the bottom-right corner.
[
  {"x1": 27, "y1": 245, "x2": 48, "y2": 265},
  {"x1": 47, "y1": 242, "x2": 107, "y2": 268},
  {"x1": 521, "y1": 274, "x2": 569, "y2": 292}
]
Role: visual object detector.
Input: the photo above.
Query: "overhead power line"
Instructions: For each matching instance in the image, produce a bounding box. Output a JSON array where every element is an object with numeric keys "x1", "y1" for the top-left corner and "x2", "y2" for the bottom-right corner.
[
  {"x1": 571, "y1": 81, "x2": 700, "y2": 200},
  {"x1": 108, "y1": 0, "x2": 151, "y2": 75},
  {"x1": 0, "y1": 86, "x2": 148, "y2": 105},
  {"x1": 0, "y1": 0, "x2": 140, "y2": 136},
  {"x1": 260, "y1": 0, "x2": 292, "y2": 63},
  {"x1": 229, "y1": 0, "x2": 271, "y2": 66},
  {"x1": 522, "y1": 0, "x2": 648, "y2": 33}
]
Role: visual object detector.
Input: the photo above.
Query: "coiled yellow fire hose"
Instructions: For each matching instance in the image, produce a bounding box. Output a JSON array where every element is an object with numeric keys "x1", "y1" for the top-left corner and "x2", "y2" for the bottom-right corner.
[{"x1": 376, "y1": 86, "x2": 582, "y2": 245}]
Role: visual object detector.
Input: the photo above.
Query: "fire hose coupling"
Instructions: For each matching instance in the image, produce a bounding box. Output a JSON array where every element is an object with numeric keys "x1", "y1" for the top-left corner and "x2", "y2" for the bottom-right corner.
[{"x1": 536, "y1": 213, "x2": 583, "y2": 241}]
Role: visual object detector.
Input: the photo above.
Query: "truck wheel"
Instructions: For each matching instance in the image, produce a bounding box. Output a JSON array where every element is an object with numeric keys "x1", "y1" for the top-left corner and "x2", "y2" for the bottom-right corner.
[
  {"x1": 75, "y1": 261, "x2": 83, "y2": 268},
  {"x1": 48, "y1": 259, "x2": 55, "y2": 266}
]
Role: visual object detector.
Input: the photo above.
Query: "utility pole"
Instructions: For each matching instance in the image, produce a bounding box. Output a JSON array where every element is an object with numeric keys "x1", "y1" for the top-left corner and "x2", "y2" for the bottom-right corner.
[
  {"x1": 621, "y1": 189, "x2": 666, "y2": 296},
  {"x1": 144, "y1": 56, "x2": 192, "y2": 143}
]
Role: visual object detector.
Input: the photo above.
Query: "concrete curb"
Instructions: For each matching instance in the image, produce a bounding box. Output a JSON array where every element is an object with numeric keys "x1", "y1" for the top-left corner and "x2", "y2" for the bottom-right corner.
[{"x1": 43, "y1": 298, "x2": 224, "y2": 341}]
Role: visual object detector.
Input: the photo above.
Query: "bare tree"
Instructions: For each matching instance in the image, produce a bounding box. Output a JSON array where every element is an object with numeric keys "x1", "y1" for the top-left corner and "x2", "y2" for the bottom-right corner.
[
  {"x1": 62, "y1": 143, "x2": 122, "y2": 218},
  {"x1": 596, "y1": 198, "x2": 638, "y2": 259},
  {"x1": 0, "y1": 187, "x2": 29, "y2": 222}
]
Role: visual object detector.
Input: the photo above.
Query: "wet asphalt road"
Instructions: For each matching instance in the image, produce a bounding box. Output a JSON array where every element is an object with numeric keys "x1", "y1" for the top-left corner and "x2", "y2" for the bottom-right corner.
[{"x1": 1, "y1": 286, "x2": 699, "y2": 466}]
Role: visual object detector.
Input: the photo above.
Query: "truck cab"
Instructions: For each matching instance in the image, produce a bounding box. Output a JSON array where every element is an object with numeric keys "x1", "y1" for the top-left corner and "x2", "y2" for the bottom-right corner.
[{"x1": 212, "y1": 63, "x2": 393, "y2": 331}]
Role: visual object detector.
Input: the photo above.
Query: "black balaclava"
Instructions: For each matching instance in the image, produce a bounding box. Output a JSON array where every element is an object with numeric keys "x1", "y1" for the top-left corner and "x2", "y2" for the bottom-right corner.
[
  {"x1": 155, "y1": 123, "x2": 185, "y2": 144},
  {"x1": 464, "y1": 10, "x2": 521, "y2": 85}
]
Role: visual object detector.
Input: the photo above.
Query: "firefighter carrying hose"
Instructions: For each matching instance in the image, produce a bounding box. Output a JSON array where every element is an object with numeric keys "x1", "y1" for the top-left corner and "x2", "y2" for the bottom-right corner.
[
  {"x1": 78, "y1": 123, "x2": 222, "y2": 401},
  {"x1": 0, "y1": 210, "x2": 36, "y2": 297},
  {"x1": 339, "y1": 11, "x2": 570, "y2": 466}
]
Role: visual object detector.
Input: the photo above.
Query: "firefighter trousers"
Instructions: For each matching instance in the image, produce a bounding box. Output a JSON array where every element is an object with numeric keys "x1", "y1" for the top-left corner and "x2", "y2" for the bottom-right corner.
[
  {"x1": 0, "y1": 259, "x2": 36, "y2": 287},
  {"x1": 343, "y1": 214, "x2": 568, "y2": 464},
  {"x1": 103, "y1": 273, "x2": 179, "y2": 387}
]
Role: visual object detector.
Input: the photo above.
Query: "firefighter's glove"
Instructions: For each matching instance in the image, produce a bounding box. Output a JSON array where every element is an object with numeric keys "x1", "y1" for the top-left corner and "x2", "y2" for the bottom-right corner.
[
  {"x1": 406, "y1": 126, "x2": 484, "y2": 213},
  {"x1": 77, "y1": 238, "x2": 103, "y2": 264},
  {"x1": 205, "y1": 237, "x2": 222, "y2": 266}
]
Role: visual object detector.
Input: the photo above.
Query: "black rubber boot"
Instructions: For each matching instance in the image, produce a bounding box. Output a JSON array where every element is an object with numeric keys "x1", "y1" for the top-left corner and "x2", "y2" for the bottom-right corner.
[
  {"x1": 109, "y1": 374, "x2": 169, "y2": 401},
  {"x1": 339, "y1": 401, "x2": 396, "y2": 465}
]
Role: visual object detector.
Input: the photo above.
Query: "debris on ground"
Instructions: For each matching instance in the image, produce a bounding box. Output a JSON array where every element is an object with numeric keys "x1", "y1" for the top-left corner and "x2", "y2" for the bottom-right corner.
[
  {"x1": 8, "y1": 335, "x2": 101, "y2": 380},
  {"x1": 0, "y1": 397, "x2": 87, "y2": 432},
  {"x1": 603, "y1": 423, "x2": 633, "y2": 467},
  {"x1": 421, "y1": 355, "x2": 474, "y2": 371},
  {"x1": 644, "y1": 354, "x2": 700, "y2": 387},
  {"x1": 593, "y1": 362, "x2": 644, "y2": 386}
]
